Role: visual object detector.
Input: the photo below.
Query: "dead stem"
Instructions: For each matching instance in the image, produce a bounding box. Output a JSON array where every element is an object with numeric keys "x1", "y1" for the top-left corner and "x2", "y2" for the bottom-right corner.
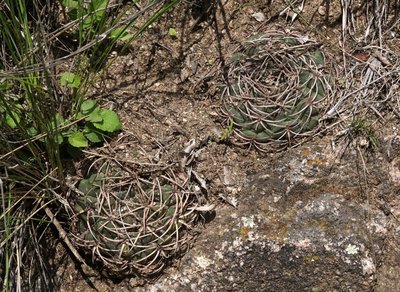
[{"x1": 43, "y1": 204, "x2": 87, "y2": 266}]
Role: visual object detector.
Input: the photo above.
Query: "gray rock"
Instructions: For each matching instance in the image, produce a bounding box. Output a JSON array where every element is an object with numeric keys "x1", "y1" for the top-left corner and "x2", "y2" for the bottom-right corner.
[{"x1": 133, "y1": 142, "x2": 396, "y2": 291}]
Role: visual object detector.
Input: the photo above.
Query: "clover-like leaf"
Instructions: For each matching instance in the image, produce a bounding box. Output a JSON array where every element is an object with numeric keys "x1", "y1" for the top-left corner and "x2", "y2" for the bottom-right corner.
[
  {"x1": 68, "y1": 131, "x2": 89, "y2": 148},
  {"x1": 5, "y1": 112, "x2": 20, "y2": 128},
  {"x1": 92, "y1": 109, "x2": 121, "y2": 132},
  {"x1": 27, "y1": 127, "x2": 38, "y2": 137},
  {"x1": 85, "y1": 131, "x2": 103, "y2": 143},
  {"x1": 62, "y1": 0, "x2": 79, "y2": 8},
  {"x1": 80, "y1": 99, "x2": 97, "y2": 115},
  {"x1": 83, "y1": 15, "x2": 96, "y2": 29},
  {"x1": 88, "y1": 0, "x2": 107, "y2": 22},
  {"x1": 168, "y1": 28, "x2": 177, "y2": 37},
  {"x1": 54, "y1": 133, "x2": 64, "y2": 145},
  {"x1": 60, "y1": 72, "x2": 81, "y2": 88},
  {"x1": 84, "y1": 125, "x2": 103, "y2": 143},
  {"x1": 86, "y1": 107, "x2": 103, "y2": 123},
  {"x1": 110, "y1": 28, "x2": 132, "y2": 42}
]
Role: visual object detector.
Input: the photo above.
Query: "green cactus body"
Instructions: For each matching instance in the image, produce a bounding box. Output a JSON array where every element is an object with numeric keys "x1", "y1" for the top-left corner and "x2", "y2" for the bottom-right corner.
[
  {"x1": 222, "y1": 31, "x2": 332, "y2": 150},
  {"x1": 71, "y1": 166, "x2": 199, "y2": 276},
  {"x1": 83, "y1": 232, "x2": 95, "y2": 241}
]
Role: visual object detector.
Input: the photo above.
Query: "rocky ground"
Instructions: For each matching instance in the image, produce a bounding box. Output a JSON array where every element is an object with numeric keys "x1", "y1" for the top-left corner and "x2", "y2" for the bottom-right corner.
[{"x1": 56, "y1": 0, "x2": 400, "y2": 290}]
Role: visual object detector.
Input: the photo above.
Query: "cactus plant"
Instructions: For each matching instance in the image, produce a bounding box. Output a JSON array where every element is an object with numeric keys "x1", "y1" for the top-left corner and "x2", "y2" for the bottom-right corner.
[
  {"x1": 70, "y1": 161, "x2": 201, "y2": 276},
  {"x1": 221, "y1": 31, "x2": 334, "y2": 150}
]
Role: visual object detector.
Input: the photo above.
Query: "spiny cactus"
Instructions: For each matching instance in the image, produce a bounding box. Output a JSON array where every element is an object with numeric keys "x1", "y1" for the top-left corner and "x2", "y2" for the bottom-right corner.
[
  {"x1": 70, "y1": 161, "x2": 201, "y2": 276},
  {"x1": 221, "y1": 31, "x2": 334, "y2": 150}
]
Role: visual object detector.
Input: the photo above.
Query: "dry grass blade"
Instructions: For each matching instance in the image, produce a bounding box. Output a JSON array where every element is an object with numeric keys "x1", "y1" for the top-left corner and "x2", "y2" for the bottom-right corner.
[
  {"x1": 0, "y1": 0, "x2": 185, "y2": 289},
  {"x1": 341, "y1": 0, "x2": 399, "y2": 43},
  {"x1": 337, "y1": 0, "x2": 400, "y2": 124}
]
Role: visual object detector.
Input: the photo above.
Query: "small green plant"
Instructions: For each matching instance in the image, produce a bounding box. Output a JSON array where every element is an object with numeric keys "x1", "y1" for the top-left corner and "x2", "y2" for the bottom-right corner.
[
  {"x1": 338, "y1": 78, "x2": 346, "y2": 89},
  {"x1": 0, "y1": 0, "x2": 181, "y2": 289},
  {"x1": 61, "y1": 0, "x2": 135, "y2": 46},
  {"x1": 0, "y1": 73, "x2": 121, "y2": 151},
  {"x1": 168, "y1": 27, "x2": 178, "y2": 37},
  {"x1": 220, "y1": 118, "x2": 234, "y2": 141},
  {"x1": 349, "y1": 119, "x2": 378, "y2": 147},
  {"x1": 61, "y1": 0, "x2": 109, "y2": 39},
  {"x1": 69, "y1": 98, "x2": 121, "y2": 147}
]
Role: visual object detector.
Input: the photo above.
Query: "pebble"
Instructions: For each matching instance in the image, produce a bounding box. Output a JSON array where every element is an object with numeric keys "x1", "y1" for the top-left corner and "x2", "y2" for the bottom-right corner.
[
  {"x1": 318, "y1": 6, "x2": 326, "y2": 16},
  {"x1": 251, "y1": 12, "x2": 266, "y2": 22}
]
